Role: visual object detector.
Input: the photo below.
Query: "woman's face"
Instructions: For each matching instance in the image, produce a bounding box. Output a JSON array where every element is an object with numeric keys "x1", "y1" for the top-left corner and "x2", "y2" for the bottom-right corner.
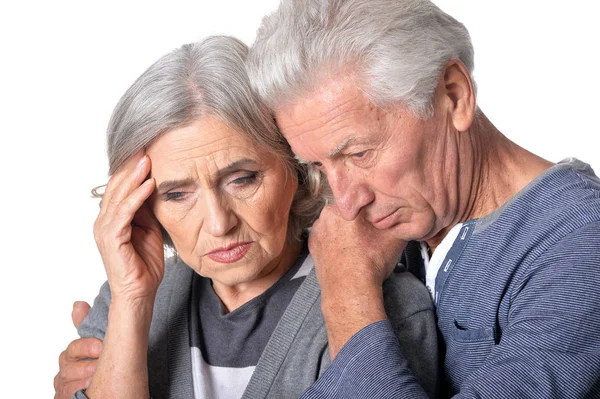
[{"x1": 146, "y1": 116, "x2": 298, "y2": 288}]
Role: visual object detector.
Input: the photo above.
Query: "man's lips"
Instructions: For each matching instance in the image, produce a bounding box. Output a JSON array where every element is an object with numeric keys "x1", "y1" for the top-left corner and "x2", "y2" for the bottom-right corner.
[
  {"x1": 207, "y1": 242, "x2": 253, "y2": 263},
  {"x1": 369, "y1": 209, "x2": 401, "y2": 229}
]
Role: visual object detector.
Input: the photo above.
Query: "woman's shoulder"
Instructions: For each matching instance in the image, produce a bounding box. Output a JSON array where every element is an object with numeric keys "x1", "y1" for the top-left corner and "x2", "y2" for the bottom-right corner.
[
  {"x1": 383, "y1": 268, "x2": 435, "y2": 320},
  {"x1": 77, "y1": 255, "x2": 194, "y2": 340}
]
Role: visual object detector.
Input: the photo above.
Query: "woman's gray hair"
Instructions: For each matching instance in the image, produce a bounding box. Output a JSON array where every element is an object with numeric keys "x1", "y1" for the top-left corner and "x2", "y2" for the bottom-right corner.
[
  {"x1": 247, "y1": 0, "x2": 476, "y2": 118},
  {"x1": 100, "y1": 35, "x2": 327, "y2": 243}
]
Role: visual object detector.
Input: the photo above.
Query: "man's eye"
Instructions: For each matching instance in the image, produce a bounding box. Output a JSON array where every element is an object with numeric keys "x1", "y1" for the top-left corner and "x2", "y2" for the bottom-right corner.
[
  {"x1": 352, "y1": 151, "x2": 366, "y2": 158},
  {"x1": 165, "y1": 192, "x2": 184, "y2": 201}
]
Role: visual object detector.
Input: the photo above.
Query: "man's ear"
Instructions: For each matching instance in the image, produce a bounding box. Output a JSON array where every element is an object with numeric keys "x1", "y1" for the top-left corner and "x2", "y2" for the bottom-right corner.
[{"x1": 442, "y1": 60, "x2": 476, "y2": 132}]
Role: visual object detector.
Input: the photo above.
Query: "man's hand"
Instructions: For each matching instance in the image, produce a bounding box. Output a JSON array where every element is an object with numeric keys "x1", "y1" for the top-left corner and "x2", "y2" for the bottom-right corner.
[
  {"x1": 310, "y1": 206, "x2": 406, "y2": 287},
  {"x1": 309, "y1": 206, "x2": 407, "y2": 357},
  {"x1": 54, "y1": 301, "x2": 103, "y2": 399}
]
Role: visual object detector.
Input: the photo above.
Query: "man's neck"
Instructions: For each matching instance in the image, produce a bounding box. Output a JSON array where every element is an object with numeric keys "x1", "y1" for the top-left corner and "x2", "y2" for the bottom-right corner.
[{"x1": 427, "y1": 111, "x2": 553, "y2": 252}]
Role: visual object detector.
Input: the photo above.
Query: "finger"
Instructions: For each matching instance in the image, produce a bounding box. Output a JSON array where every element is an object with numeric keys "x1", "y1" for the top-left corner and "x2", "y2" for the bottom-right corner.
[
  {"x1": 60, "y1": 359, "x2": 97, "y2": 384},
  {"x1": 71, "y1": 301, "x2": 91, "y2": 328},
  {"x1": 132, "y1": 200, "x2": 161, "y2": 231},
  {"x1": 55, "y1": 375, "x2": 94, "y2": 399},
  {"x1": 103, "y1": 155, "x2": 150, "y2": 213},
  {"x1": 101, "y1": 153, "x2": 150, "y2": 214},
  {"x1": 113, "y1": 178, "x2": 156, "y2": 226},
  {"x1": 94, "y1": 178, "x2": 156, "y2": 245},
  {"x1": 131, "y1": 203, "x2": 165, "y2": 272},
  {"x1": 54, "y1": 359, "x2": 96, "y2": 391},
  {"x1": 61, "y1": 338, "x2": 103, "y2": 365},
  {"x1": 105, "y1": 150, "x2": 146, "y2": 191}
]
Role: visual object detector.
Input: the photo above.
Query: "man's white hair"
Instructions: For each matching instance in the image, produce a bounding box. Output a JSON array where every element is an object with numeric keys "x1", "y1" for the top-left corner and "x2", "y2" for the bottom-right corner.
[{"x1": 247, "y1": 0, "x2": 476, "y2": 118}]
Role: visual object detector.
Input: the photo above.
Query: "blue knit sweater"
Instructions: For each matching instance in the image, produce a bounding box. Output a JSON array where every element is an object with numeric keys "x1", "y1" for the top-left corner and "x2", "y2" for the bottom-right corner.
[{"x1": 300, "y1": 159, "x2": 600, "y2": 398}]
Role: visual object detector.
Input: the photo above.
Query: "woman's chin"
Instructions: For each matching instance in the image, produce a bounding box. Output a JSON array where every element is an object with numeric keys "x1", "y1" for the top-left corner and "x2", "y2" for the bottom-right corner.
[{"x1": 191, "y1": 260, "x2": 263, "y2": 288}]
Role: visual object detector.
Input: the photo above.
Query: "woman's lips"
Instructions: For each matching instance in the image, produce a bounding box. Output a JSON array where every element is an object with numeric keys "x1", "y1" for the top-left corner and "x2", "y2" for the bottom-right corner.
[{"x1": 207, "y1": 242, "x2": 252, "y2": 263}]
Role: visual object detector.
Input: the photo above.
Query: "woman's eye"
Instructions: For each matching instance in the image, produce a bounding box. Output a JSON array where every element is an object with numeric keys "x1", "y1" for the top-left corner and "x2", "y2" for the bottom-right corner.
[
  {"x1": 231, "y1": 172, "x2": 258, "y2": 186},
  {"x1": 165, "y1": 191, "x2": 184, "y2": 201},
  {"x1": 311, "y1": 161, "x2": 323, "y2": 169},
  {"x1": 225, "y1": 171, "x2": 262, "y2": 199}
]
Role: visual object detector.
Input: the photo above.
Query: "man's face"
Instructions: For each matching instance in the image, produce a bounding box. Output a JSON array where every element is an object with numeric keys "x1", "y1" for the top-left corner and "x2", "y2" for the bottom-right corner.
[{"x1": 276, "y1": 75, "x2": 457, "y2": 242}]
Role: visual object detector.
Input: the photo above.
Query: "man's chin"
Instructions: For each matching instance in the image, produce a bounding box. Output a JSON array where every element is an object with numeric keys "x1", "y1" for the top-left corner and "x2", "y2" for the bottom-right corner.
[{"x1": 385, "y1": 219, "x2": 436, "y2": 243}]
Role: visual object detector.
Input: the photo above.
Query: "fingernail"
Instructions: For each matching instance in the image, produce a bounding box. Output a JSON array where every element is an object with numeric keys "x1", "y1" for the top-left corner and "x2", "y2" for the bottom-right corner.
[{"x1": 136, "y1": 156, "x2": 147, "y2": 168}]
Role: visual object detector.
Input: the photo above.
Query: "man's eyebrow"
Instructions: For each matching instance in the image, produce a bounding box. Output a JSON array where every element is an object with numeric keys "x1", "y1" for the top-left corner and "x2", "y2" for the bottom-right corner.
[
  {"x1": 328, "y1": 136, "x2": 356, "y2": 158},
  {"x1": 293, "y1": 137, "x2": 357, "y2": 165},
  {"x1": 156, "y1": 158, "x2": 258, "y2": 192}
]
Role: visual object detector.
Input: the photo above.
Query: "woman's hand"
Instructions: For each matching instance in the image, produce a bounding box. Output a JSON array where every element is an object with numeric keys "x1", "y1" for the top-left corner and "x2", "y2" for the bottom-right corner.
[
  {"x1": 84, "y1": 152, "x2": 160, "y2": 398},
  {"x1": 93, "y1": 151, "x2": 164, "y2": 304}
]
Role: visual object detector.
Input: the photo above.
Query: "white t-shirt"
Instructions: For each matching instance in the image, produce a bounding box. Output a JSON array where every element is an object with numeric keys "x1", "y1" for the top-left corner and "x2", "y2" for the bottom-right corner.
[{"x1": 421, "y1": 222, "x2": 464, "y2": 300}]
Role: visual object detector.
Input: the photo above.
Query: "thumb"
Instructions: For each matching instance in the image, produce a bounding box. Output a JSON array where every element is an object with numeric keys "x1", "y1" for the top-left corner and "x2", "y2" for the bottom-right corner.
[{"x1": 72, "y1": 301, "x2": 91, "y2": 328}]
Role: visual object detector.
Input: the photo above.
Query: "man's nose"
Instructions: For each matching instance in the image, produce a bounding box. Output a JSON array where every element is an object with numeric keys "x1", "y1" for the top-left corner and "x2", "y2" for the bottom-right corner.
[
  {"x1": 327, "y1": 167, "x2": 374, "y2": 221},
  {"x1": 203, "y1": 194, "x2": 238, "y2": 237}
]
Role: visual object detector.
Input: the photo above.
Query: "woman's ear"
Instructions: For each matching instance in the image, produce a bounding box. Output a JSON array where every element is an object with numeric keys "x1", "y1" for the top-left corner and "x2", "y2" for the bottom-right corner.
[{"x1": 442, "y1": 60, "x2": 476, "y2": 132}]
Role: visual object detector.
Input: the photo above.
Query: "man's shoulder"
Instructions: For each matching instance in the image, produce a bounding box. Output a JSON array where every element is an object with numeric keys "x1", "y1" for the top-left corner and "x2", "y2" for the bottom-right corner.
[
  {"x1": 519, "y1": 161, "x2": 600, "y2": 244},
  {"x1": 478, "y1": 160, "x2": 600, "y2": 239}
]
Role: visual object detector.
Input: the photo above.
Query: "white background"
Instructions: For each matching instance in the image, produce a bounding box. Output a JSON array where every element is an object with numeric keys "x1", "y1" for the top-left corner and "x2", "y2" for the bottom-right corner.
[{"x1": 1, "y1": 1, "x2": 598, "y2": 397}]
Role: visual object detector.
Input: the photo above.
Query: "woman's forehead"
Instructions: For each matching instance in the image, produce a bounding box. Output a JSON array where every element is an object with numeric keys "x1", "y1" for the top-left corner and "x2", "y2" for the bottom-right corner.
[
  {"x1": 145, "y1": 118, "x2": 285, "y2": 185},
  {"x1": 147, "y1": 119, "x2": 265, "y2": 164}
]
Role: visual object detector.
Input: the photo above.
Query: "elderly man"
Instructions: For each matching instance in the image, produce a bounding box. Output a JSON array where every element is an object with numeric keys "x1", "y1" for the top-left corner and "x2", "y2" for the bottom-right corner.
[{"x1": 246, "y1": 0, "x2": 600, "y2": 397}]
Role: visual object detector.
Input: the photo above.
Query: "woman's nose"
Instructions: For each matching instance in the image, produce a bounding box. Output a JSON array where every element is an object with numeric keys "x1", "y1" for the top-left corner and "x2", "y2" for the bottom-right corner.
[
  {"x1": 203, "y1": 195, "x2": 238, "y2": 237},
  {"x1": 327, "y1": 167, "x2": 374, "y2": 221}
]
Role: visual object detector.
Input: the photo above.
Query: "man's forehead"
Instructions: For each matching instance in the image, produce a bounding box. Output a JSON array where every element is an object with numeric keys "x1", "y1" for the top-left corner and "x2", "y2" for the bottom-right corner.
[{"x1": 275, "y1": 76, "x2": 371, "y2": 142}]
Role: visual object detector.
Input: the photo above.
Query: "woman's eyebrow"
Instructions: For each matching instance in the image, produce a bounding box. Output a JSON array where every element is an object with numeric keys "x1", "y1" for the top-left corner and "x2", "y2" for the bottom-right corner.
[
  {"x1": 157, "y1": 178, "x2": 196, "y2": 193},
  {"x1": 216, "y1": 158, "x2": 258, "y2": 179},
  {"x1": 156, "y1": 159, "x2": 258, "y2": 192}
]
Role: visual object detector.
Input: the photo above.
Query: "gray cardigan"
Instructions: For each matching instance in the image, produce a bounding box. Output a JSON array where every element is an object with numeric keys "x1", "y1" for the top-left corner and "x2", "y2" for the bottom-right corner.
[{"x1": 76, "y1": 254, "x2": 439, "y2": 398}]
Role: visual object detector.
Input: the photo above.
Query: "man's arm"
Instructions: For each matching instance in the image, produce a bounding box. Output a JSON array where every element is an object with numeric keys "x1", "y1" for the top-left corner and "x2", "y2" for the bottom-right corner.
[
  {"x1": 319, "y1": 272, "x2": 388, "y2": 357},
  {"x1": 302, "y1": 221, "x2": 600, "y2": 398},
  {"x1": 307, "y1": 205, "x2": 407, "y2": 357},
  {"x1": 301, "y1": 320, "x2": 427, "y2": 398},
  {"x1": 303, "y1": 205, "x2": 428, "y2": 397}
]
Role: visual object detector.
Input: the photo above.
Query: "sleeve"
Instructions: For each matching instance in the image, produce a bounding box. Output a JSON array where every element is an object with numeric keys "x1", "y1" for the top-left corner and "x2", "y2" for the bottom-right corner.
[
  {"x1": 76, "y1": 280, "x2": 112, "y2": 340},
  {"x1": 72, "y1": 281, "x2": 159, "y2": 399},
  {"x1": 300, "y1": 269, "x2": 437, "y2": 399},
  {"x1": 72, "y1": 389, "x2": 90, "y2": 399},
  {"x1": 300, "y1": 222, "x2": 600, "y2": 398},
  {"x1": 299, "y1": 320, "x2": 428, "y2": 398},
  {"x1": 71, "y1": 282, "x2": 111, "y2": 399}
]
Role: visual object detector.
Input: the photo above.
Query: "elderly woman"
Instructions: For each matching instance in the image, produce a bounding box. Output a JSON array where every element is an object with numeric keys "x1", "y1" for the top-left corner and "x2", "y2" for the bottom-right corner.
[{"x1": 55, "y1": 36, "x2": 439, "y2": 399}]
